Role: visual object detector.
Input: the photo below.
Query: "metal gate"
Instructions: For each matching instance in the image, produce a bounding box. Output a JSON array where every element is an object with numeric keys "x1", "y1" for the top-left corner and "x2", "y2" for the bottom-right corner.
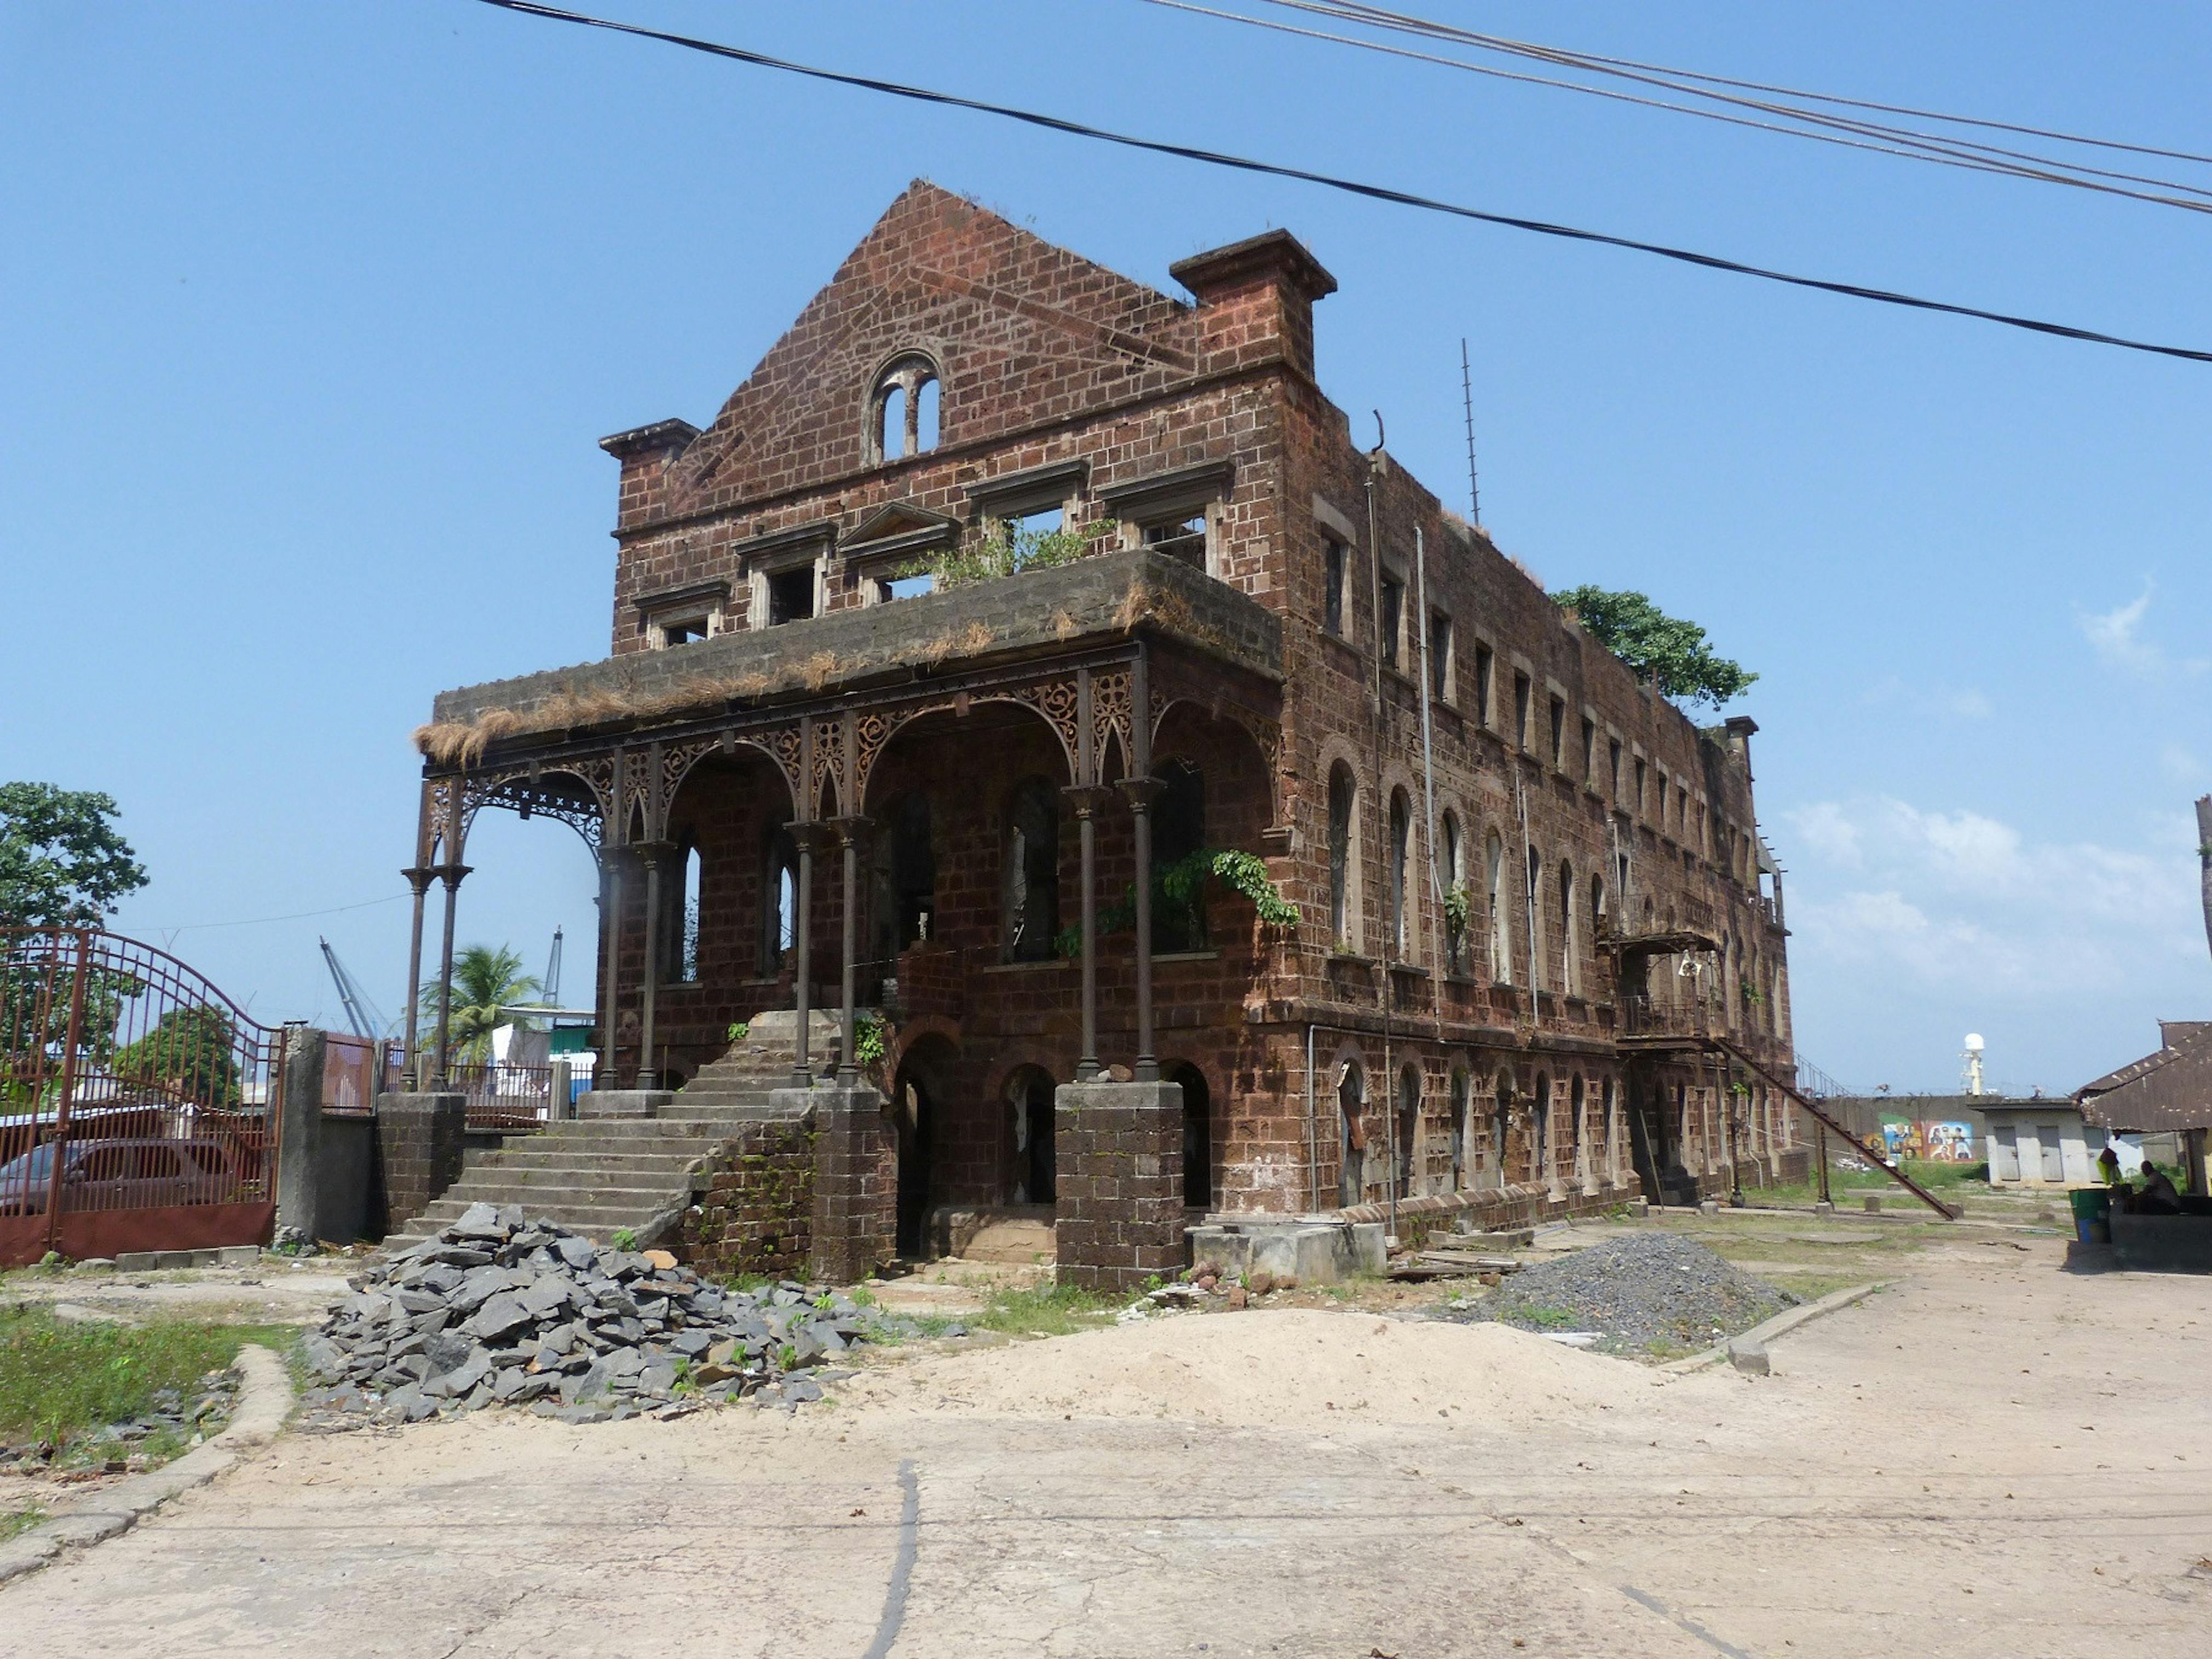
[{"x1": 0, "y1": 928, "x2": 285, "y2": 1265}]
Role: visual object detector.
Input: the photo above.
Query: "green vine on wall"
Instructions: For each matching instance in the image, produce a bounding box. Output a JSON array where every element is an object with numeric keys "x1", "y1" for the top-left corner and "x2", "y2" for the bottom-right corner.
[{"x1": 1053, "y1": 848, "x2": 1295, "y2": 958}]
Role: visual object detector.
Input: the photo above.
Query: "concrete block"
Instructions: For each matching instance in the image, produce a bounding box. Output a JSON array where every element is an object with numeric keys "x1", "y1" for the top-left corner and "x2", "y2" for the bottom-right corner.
[{"x1": 1727, "y1": 1336, "x2": 1771, "y2": 1375}]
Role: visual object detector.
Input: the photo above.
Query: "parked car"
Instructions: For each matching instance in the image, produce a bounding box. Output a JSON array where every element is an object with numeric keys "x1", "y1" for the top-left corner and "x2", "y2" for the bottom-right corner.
[{"x1": 0, "y1": 1137, "x2": 243, "y2": 1215}]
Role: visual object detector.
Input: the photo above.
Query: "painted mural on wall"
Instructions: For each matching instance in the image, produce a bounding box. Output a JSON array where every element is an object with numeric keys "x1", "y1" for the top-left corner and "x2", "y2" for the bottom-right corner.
[{"x1": 1879, "y1": 1117, "x2": 1978, "y2": 1162}]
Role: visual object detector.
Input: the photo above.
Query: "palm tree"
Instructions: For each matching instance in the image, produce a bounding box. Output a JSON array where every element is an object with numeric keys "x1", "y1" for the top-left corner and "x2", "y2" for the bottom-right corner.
[{"x1": 418, "y1": 944, "x2": 542, "y2": 1065}]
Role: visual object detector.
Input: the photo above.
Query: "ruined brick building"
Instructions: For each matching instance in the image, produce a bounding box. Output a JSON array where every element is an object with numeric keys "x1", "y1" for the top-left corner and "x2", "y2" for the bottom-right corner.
[{"x1": 404, "y1": 182, "x2": 1805, "y2": 1276}]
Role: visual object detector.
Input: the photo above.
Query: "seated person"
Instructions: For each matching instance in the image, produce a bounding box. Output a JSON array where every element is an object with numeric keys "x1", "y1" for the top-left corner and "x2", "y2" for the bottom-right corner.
[{"x1": 2136, "y1": 1161, "x2": 2184, "y2": 1216}]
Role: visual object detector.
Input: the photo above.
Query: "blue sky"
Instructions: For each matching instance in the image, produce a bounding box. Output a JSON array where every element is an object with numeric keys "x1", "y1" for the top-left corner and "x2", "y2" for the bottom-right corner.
[{"x1": 4, "y1": 1, "x2": 2208, "y2": 1092}]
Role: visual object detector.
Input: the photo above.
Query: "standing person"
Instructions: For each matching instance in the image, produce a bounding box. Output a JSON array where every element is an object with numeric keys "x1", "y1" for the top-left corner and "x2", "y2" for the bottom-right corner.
[{"x1": 2098, "y1": 1143, "x2": 2123, "y2": 1186}]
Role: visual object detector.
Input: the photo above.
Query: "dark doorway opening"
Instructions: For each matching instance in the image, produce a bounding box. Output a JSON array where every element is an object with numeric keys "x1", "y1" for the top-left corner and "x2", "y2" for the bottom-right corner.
[
  {"x1": 1008, "y1": 1067, "x2": 1056, "y2": 1205},
  {"x1": 1171, "y1": 1062, "x2": 1213, "y2": 1208},
  {"x1": 893, "y1": 1071, "x2": 934, "y2": 1257}
]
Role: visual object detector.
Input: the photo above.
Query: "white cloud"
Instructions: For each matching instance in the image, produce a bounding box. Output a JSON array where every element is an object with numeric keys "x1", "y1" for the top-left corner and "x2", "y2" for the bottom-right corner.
[
  {"x1": 1946, "y1": 689, "x2": 1992, "y2": 719},
  {"x1": 2078, "y1": 581, "x2": 2209, "y2": 679}
]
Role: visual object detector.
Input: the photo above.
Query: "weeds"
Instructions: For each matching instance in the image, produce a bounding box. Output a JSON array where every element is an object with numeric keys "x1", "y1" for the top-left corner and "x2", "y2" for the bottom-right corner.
[
  {"x1": 0, "y1": 1305, "x2": 292, "y2": 1449},
  {"x1": 970, "y1": 1283, "x2": 1120, "y2": 1338}
]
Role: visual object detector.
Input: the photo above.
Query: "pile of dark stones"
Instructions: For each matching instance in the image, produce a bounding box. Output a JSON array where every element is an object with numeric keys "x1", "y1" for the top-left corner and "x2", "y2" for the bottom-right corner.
[
  {"x1": 1442, "y1": 1232, "x2": 1796, "y2": 1357},
  {"x1": 301, "y1": 1203, "x2": 875, "y2": 1425}
]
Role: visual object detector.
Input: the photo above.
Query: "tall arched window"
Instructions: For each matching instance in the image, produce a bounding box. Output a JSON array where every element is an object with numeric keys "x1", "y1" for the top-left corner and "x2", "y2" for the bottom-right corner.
[
  {"x1": 1154, "y1": 759, "x2": 1207, "y2": 953},
  {"x1": 1494, "y1": 1065, "x2": 1516, "y2": 1183},
  {"x1": 1525, "y1": 844, "x2": 1545, "y2": 993},
  {"x1": 1173, "y1": 1062, "x2": 1213, "y2": 1207},
  {"x1": 1387, "y1": 789, "x2": 1412, "y2": 960},
  {"x1": 1337, "y1": 1058, "x2": 1366, "y2": 1207},
  {"x1": 1396, "y1": 1062, "x2": 1421, "y2": 1199},
  {"x1": 1441, "y1": 813, "x2": 1466, "y2": 973},
  {"x1": 759, "y1": 826, "x2": 799, "y2": 976},
  {"x1": 1485, "y1": 828, "x2": 1511, "y2": 983},
  {"x1": 1328, "y1": 763, "x2": 1357, "y2": 948},
  {"x1": 870, "y1": 354, "x2": 941, "y2": 463},
  {"x1": 1569, "y1": 1073, "x2": 1586, "y2": 1184},
  {"x1": 1591, "y1": 873, "x2": 1608, "y2": 946},
  {"x1": 1558, "y1": 860, "x2": 1579, "y2": 996},
  {"x1": 665, "y1": 840, "x2": 702, "y2": 983},
  {"x1": 1449, "y1": 1067, "x2": 1471, "y2": 1190},
  {"x1": 1531, "y1": 1071, "x2": 1552, "y2": 1185},
  {"x1": 1002, "y1": 777, "x2": 1059, "y2": 962},
  {"x1": 1602, "y1": 1077, "x2": 1619, "y2": 1183}
]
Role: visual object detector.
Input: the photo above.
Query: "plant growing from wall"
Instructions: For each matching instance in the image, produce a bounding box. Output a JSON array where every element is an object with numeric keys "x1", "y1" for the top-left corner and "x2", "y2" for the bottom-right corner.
[
  {"x1": 1053, "y1": 849, "x2": 1295, "y2": 958},
  {"x1": 726, "y1": 1021, "x2": 750, "y2": 1045},
  {"x1": 895, "y1": 519, "x2": 1113, "y2": 592},
  {"x1": 1442, "y1": 881, "x2": 1471, "y2": 965},
  {"x1": 1552, "y1": 586, "x2": 1757, "y2": 710},
  {"x1": 854, "y1": 1013, "x2": 887, "y2": 1067}
]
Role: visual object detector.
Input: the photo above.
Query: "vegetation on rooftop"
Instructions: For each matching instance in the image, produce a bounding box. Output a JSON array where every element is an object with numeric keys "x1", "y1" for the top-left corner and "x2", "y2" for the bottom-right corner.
[
  {"x1": 895, "y1": 517, "x2": 1114, "y2": 592},
  {"x1": 1553, "y1": 586, "x2": 1756, "y2": 710}
]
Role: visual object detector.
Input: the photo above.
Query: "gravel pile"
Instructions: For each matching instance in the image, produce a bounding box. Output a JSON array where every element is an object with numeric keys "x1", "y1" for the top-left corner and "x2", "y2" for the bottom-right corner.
[
  {"x1": 1445, "y1": 1234, "x2": 1795, "y2": 1356},
  {"x1": 301, "y1": 1202, "x2": 875, "y2": 1424}
]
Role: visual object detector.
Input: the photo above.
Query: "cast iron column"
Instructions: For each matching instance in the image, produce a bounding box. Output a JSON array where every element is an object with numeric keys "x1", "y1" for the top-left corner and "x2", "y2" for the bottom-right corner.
[
  {"x1": 598, "y1": 848, "x2": 624, "y2": 1088},
  {"x1": 831, "y1": 818, "x2": 866, "y2": 1080},
  {"x1": 431, "y1": 860, "x2": 470, "y2": 1086},
  {"x1": 636, "y1": 841, "x2": 667, "y2": 1090},
  {"x1": 1069, "y1": 790, "x2": 1102, "y2": 1080},
  {"x1": 400, "y1": 865, "x2": 434, "y2": 1086},
  {"x1": 790, "y1": 822, "x2": 817, "y2": 1087},
  {"x1": 1122, "y1": 643, "x2": 1159, "y2": 1082}
]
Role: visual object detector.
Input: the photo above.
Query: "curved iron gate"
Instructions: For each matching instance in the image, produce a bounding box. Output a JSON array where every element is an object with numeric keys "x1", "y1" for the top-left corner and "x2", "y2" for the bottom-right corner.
[{"x1": 0, "y1": 928, "x2": 285, "y2": 1265}]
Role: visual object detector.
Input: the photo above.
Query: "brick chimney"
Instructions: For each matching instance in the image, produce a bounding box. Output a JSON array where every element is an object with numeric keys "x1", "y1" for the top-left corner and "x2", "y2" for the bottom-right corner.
[
  {"x1": 1169, "y1": 229, "x2": 1336, "y2": 381},
  {"x1": 600, "y1": 418, "x2": 701, "y2": 532}
]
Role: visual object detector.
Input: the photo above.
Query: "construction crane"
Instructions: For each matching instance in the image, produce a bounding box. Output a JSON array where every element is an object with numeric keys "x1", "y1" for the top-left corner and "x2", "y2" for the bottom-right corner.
[{"x1": 319, "y1": 936, "x2": 394, "y2": 1042}]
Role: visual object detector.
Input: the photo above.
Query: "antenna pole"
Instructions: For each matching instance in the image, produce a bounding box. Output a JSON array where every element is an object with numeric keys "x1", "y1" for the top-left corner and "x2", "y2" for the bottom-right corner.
[{"x1": 1460, "y1": 338, "x2": 1481, "y2": 526}]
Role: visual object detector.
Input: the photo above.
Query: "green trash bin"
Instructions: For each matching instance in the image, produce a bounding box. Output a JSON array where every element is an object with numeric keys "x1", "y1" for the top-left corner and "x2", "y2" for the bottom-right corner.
[{"x1": 2069, "y1": 1186, "x2": 2112, "y2": 1243}]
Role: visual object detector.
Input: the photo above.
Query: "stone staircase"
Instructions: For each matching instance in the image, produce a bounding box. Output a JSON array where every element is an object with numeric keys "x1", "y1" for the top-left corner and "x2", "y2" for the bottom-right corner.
[{"x1": 382, "y1": 1013, "x2": 837, "y2": 1251}]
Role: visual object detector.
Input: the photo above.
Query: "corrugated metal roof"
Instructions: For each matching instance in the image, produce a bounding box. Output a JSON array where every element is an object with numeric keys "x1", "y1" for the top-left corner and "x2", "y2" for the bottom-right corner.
[{"x1": 2077, "y1": 1023, "x2": 2212, "y2": 1133}]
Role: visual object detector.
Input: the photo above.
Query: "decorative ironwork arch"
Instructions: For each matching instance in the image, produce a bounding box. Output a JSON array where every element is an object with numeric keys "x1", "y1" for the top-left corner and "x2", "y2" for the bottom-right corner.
[{"x1": 855, "y1": 689, "x2": 1080, "y2": 806}]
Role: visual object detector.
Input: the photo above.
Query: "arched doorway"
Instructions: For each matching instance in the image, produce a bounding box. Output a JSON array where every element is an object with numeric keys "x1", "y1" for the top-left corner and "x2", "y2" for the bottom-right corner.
[
  {"x1": 892, "y1": 1033, "x2": 957, "y2": 1257},
  {"x1": 1005, "y1": 1065, "x2": 1057, "y2": 1205},
  {"x1": 1171, "y1": 1061, "x2": 1213, "y2": 1208},
  {"x1": 1337, "y1": 1059, "x2": 1366, "y2": 1208}
]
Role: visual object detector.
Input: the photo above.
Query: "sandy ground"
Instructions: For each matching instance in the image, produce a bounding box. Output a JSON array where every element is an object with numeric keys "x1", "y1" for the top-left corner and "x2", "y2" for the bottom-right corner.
[{"x1": 2, "y1": 1233, "x2": 2207, "y2": 1658}]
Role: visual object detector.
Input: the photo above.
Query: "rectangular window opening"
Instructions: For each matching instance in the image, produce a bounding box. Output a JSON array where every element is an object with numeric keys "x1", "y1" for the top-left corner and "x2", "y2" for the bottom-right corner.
[
  {"x1": 877, "y1": 573, "x2": 935, "y2": 603},
  {"x1": 1323, "y1": 540, "x2": 1347, "y2": 636},
  {"x1": 1378, "y1": 573, "x2": 1404, "y2": 669},
  {"x1": 1581, "y1": 716, "x2": 1597, "y2": 781},
  {"x1": 659, "y1": 617, "x2": 710, "y2": 647},
  {"x1": 767, "y1": 567, "x2": 815, "y2": 626},
  {"x1": 1608, "y1": 738, "x2": 1622, "y2": 800},
  {"x1": 1548, "y1": 695, "x2": 1566, "y2": 768},
  {"x1": 1428, "y1": 611, "x2": 1454, "y2": 703},
  {"x1": 1512, "y1": 671, "x2": 1532, "y2": 749},
  {"x1": 1472, "y1": 642, "x2": 1494, "y2": 724},
  {"x1": 1142, "y1": 512, "x2": 1208, "y2": 566}
]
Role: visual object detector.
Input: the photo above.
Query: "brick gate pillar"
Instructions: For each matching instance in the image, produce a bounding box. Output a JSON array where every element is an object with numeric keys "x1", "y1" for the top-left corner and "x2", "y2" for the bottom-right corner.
[
  {"x1": 375, "y1": 1092, "x2": 466, "y2": 1238},
  {"x1": 1054, "y1": 1078, "x2": 1186, "y2": 1293},
  {"x1": 803, "y1": 1080, "x2": 896, "y2": 1284}
]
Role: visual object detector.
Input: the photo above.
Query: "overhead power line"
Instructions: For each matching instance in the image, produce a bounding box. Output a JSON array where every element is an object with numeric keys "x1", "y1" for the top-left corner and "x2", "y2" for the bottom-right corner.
[
  {"x1": 1287, "y1": 0, "x2": 2212, "y2": 169},
  {"x1": 465, "y1": 0, "x2": 2212, "y2": 366},
  {"x1": 1163, "y1": 0, "x2": 2212, "y2": 214}
]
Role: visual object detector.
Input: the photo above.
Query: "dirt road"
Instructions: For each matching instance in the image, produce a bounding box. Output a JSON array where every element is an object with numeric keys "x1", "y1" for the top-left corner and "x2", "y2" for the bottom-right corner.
[{"x1": 3, "y1": 1236, "x2": 2205, "y2": 1657}]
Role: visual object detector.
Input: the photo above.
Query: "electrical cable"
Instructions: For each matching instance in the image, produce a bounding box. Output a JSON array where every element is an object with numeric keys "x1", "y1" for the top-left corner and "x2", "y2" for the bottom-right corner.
[
  {"x1": 464, "y1": 0, "x2": 2212, "y2": 365},
  {"x1": 1290, "y1": 0, "x2": 2212, "y2": 168},
  {"x1": 1192, "y1": 0, "x2": 2212, "y2": 211}
]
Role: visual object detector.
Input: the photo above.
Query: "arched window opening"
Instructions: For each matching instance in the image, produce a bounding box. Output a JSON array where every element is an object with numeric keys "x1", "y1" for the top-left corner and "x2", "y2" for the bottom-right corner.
[
  {"x1": 1494, "y1": 1067, "x2": 1516, "y2": 1184},
  {"x1": 1449, "y1": 1068, "x2": 1471, "y2": 1191},
  {"x1": 1531, "y1": 1072, "x2": 1552, "y2": 1186},
  {"x1": 760, "y1": 826, "x2": 799, "y2": 977},
  {"x1": 1327, "y1": 763, "x2": 1357, "y2": 948},
  {"x1": 1337, "y1": 1058, "x2": 1366, "y2": 1208},
  {"x1": 915, "y1": 376, "x2": 940, "y2": 451},
  {"x1": 1591, "y1": 874, "x2": 1608, "y2": 946},
  {"x1": 1396, "y1": 1063, "x2": 1421, "y2": 1199},
  {"x1": 1172, "y1": 1062, "x2": 1213, "y2": 1208},
  {"x1": 877, "y1": 384, "x2": 907, "y2": 464},
  {"x1": 1570, "y1": 1074, "x2": 1587, "y2": 1183},
  {"x1": 1525, "y1": 845, "x2": 1545, "y2": 993},
  {"x1": 1441, "y1": 813, "x2": 1466, "y2": 973},
  {"x1": 1153, "y1": 759, "x2": 1207, "y2": 953},
  {"x1": 1387, "y1": 790, "x2": 1413, "y2": 960},
  {"x1": 871, "y1": 793, "x2": 936, "y2": 969},
  {"x1": 1002, "y1": 777, "x2": 1059, "y2": 962},
  {"x1": 1558, "y1": 860, "x2": 1579, "y2": 996},
  {"x1": 665, "y1": 840, "x2": 702, "y2": 983},
  {"x1": 1485, "y1": 828, "x2": 1511, "y2": 983},
  {"x1": 869, "y1": 355, "x2": 941, "y2": 463},
  {"x1": 1007, "y1": 1066, "x2": 1057, "y2": 1205},
  {"x1": 1601, "y1": 1078, "x2": 1618, "y2": 1183}
]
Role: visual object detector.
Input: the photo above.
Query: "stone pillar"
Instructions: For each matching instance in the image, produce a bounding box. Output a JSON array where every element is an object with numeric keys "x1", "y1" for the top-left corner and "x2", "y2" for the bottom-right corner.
[
  {"x1": 275, "y1": 1026, "x2": 326, "y2": 1239},
  {"x1": 800, "y1": 1080, "x2": 896, "y2": 1284},
  {"x1": 374, "y1": 1092, "x2": 466, "y2": 1237},
  {"x1": 1053, "y1": 1077, "x2": 1186, "y2": 1292}
]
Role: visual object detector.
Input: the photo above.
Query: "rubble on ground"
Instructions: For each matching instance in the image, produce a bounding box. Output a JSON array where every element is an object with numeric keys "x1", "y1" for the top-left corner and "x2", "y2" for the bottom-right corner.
[
  {"x1": 0, "y1": 1370, "x2": 235, "y2": 1475},
  {"x1": 1121, "y1": 1260, "x2": 1300, "y2": 1320},
  {"x1": 1439, "y1": 1234, "x2": 1795, "y2": 1356},
  {"x1": 300, "y1": 1203, "x2": 878, "y2": 1424}
]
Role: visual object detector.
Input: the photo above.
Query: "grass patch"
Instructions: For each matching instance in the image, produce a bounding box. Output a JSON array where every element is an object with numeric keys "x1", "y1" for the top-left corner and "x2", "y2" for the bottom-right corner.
[
  {"x1": 1761, "y1": 1271, "x2": 1872, "y2": 1304},
  {"x1": 970, "y1": 1283, "x2": 1121, "y2": 1338},
  {"x1": 1, "y1": 1504, "x2": 48, "y2": 1542},
  {"x1": 0, "y1": 1305, "x2": 293, "y2": 1449}
]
